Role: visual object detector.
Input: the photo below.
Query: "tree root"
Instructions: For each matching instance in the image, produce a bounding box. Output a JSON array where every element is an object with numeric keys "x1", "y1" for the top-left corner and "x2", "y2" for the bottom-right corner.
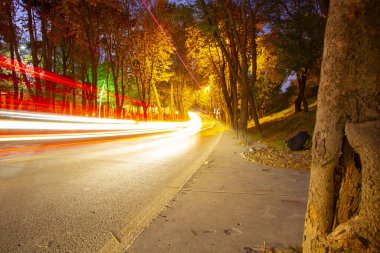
[{"x1": 325, "y1": 216, "x2": 379, "y2": 252}]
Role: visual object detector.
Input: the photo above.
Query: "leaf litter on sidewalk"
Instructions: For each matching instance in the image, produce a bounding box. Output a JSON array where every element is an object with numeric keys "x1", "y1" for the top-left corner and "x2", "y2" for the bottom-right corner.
[{"x1": 240, "y1": 146, "x2": 311, "y2": 170}]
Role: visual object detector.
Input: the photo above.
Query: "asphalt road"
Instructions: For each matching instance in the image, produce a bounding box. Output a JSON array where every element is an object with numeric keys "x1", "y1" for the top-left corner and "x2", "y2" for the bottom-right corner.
[{"x1": 0, "y1": 127, "x2": 222, "y2": 252}]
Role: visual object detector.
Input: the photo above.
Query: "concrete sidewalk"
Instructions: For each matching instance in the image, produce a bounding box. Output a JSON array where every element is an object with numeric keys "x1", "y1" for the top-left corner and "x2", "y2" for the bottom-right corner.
[{"x1": 127, "y1": 131, "x2": 310, "y2": 253}]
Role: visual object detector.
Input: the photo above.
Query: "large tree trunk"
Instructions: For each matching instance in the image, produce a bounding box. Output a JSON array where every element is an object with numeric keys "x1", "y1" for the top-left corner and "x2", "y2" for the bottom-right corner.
[{"x1": 303, "y1": 1, "x2": 380, "y2": 252}]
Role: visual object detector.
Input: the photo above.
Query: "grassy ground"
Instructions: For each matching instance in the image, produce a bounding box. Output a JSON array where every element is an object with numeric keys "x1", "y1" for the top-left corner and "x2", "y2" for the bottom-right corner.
[{"x1": 248, "y1": 102, "x2": 317, "y2": 150}]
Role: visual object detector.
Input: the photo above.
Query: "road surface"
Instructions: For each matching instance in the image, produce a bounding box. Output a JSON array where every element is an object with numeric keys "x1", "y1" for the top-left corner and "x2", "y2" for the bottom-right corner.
[{"x1": 0, "y1": 126, "x2": 222, "y2": 252}]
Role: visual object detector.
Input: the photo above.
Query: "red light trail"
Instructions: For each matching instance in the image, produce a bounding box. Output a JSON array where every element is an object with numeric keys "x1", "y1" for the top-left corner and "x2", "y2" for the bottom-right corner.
[
  {"x1": 0, "y1": 54, "x2": 91, "y2": 91},
  {"x1": 0, "y1": 54, "x2": 150, "y2": 112}
]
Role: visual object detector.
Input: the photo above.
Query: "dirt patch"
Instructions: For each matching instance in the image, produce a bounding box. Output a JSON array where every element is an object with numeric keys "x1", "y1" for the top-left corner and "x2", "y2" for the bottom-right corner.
[{"x1": 241, "y1": 146, "x2": 311, "y2": 170}]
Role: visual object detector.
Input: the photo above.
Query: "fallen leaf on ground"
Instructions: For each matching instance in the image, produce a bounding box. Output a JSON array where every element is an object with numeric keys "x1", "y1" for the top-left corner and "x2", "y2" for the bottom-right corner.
[{"x1": 240, "y1": 147, "x2": 311, "y2": 170}]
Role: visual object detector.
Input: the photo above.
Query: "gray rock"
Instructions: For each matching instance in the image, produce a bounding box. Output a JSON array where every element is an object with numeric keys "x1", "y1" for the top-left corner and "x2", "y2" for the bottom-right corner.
[{"x1": 250, "y1": 142, "x2": 268, "y2": 151}]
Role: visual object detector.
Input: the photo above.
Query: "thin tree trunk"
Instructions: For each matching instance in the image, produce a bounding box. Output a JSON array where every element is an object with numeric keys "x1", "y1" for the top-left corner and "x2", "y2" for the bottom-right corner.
[
  {"x1": 249, "y1": 91, "x2": 261, "y2": 134},
  {"x1": 10, "y1": 47, "x2": 19, "y2": 110},
  {"x1": 25, "y1": 0, "x2": 43, "y2": 103},
  {"x1": 231, "y1": 72, "x2": 239, "y2": 130},
  {"x1": 295, "y1": 69, "x2": 308, "y2": 113},
  {"x1": 5, "y1": 0, "x2": 20, "y2": 110},
  {"x1": 25, "y1": 0, "x2": 38, "y2": 68},
  {"x1": 106, "y1": 66, "x2": 110, "y2": 118},
  {"x1": 237, "y1": 0, "x2": 249, "y2": 136},
  {"x1": 91, "y1": 56, "x2": 98, "y2": 116},
  {"x1": 170, "y1": 82, "x2": 174, "y2": 119},
  {"x1": 121, "y1": 58, "x2": 126, "y2": 119},
  {"x1": 248, "y1": 0, "x2": 262, "y2": 135},
  {"x1": 152, "y1": 82, "x2": 162, "y2": 120},
  {"x1": 81, "y1": 62, "x2": 87, "y2": 115},
  {"x1": 41, "y1": 0, "x2": 52, "y2": 72}
]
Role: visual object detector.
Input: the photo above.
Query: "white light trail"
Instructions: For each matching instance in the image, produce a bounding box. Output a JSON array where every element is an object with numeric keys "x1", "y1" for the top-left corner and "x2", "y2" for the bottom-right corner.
[
  {"x1": 0, "y1": 112, "x2": 203, "y2": 142},
  {"x1": 0, "y1": 110, "x2": 135, "y2": 124}
]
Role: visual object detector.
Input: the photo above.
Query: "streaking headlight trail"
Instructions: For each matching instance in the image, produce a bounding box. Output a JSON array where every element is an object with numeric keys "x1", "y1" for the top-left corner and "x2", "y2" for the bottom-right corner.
[
  {"x1": 0, "y1": 110, "x2": 136, "y2": 124},
  {"x1": 0, "y1": 111, "x2": 207, "y2": 142}
]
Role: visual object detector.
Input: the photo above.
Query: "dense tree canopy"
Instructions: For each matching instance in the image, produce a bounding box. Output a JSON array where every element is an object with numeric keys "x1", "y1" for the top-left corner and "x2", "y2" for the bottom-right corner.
[{"x1": 0, "y1": 0, "x2": 323, "y2": 125}]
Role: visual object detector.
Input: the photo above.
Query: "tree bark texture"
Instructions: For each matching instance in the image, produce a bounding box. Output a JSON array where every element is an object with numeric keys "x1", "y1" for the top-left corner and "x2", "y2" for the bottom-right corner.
[{"x1": 303, "y1": 1, "x2": 380, "y2": 252}]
